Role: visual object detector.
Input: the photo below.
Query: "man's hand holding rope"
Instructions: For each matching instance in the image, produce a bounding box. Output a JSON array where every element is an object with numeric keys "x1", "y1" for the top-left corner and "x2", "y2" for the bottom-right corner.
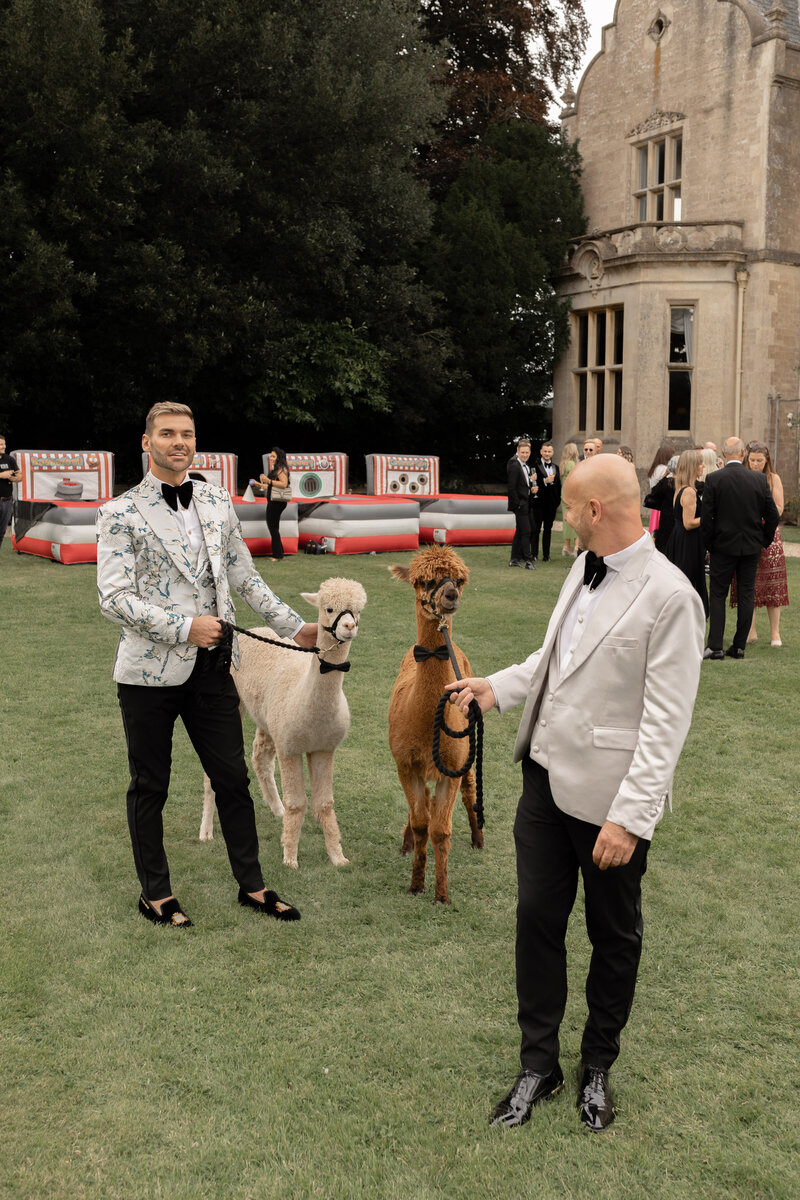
[{"x1": 444, "y1": 676, "x2": 497, "y2": 717}]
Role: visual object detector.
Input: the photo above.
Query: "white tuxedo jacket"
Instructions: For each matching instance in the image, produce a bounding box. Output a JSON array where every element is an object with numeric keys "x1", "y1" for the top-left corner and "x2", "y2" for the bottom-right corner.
[
  {"x1": 489, "y1": 537, "x2": 705, "y2": 840},
  {"x1": 97, "y1": 475, "x2": 303, "y2": 686}
]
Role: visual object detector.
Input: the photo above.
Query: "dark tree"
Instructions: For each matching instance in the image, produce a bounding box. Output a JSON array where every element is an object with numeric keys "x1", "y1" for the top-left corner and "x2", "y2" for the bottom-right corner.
[
  {"x1": 419, "y1": 0, "x2": 588, "y2": 190},
  {"x1": 0, "y1": 0, "x2": 445, "y2": 478}
]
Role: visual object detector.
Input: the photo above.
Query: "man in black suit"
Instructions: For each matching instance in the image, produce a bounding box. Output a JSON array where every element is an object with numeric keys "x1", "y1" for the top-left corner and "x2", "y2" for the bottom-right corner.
[
  {"x1": 700, "y1": 436, "x2": 780, "y2": 659},
  {"x1": 507, "y1": 438, "x2": 538, "y2": 570},
  {"x1": 531, "y1": 441, "x2": 562, "y2": 562}
]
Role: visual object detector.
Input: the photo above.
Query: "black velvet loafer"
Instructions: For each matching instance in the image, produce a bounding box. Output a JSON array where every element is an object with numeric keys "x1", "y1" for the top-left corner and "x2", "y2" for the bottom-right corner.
[
  {"x1": 577, "y1": 1063, "x2": 616, "y2": 1131},
  {"x1": 489, "y1": 1064, "x2": 564, "y2": 1127},
  {"x1": 238, "y1": 888, "x2": 301, "y2": 921},
  {"x1": 138, "y1": 895, "x2": 193, "y2": 927}
]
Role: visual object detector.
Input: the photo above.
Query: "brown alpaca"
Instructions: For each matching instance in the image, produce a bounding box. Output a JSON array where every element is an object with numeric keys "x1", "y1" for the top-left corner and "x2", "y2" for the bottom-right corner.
[{"x1": 388, "y1": 545, "x2": 483, "y2": 903}]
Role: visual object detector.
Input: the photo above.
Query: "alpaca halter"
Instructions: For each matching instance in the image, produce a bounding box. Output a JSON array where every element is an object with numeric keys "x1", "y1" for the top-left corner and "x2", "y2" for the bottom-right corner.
[{"x1": 418, "y1": 576, "x2": 461, "y2": 621}]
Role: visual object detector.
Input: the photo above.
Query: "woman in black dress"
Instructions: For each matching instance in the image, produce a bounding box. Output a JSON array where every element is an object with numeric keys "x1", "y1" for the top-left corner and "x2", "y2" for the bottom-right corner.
[
  {"x1": 256, "y1": 446, "x2": 291, "y2": 561},
  {"x1": 665, "y1": 448, "x2": 708, "y2": 615}
]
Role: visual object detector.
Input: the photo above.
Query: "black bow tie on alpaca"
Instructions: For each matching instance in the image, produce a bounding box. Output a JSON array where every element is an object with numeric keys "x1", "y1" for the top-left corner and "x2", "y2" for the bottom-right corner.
[
  {"x1": 161, "y1": 480, "x2": 193, "y2": 511},
  {"x1": 413, "y1": 644, "x2": 450, "y2": 662},
  {"x1": 583, "y1": 550, "x2": 607, "y2": 591},
  {"x1": 319, "y1": 659, "x2": 351, "y2": 674}
]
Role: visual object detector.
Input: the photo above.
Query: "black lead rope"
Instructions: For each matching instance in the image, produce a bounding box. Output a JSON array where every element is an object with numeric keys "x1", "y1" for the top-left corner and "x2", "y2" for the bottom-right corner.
[
  {"x1": 430, "y1": 620, "x2": 485, "y2": 829},
  {"x1": 221, "y1": 620, "x2": 346, "y2": 677}
]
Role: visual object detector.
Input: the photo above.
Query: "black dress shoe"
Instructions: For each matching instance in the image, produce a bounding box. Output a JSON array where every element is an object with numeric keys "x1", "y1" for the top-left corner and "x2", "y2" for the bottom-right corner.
[
  {"x1": 725, "y1": 645, "x2": 745, "y2": 659},
  {"x1": 702, "y1": 647, "x2": 724, "y2": 660},
  {"x1": 524, "y1": 561, "x2": 536, "y2": 571},
  {"x1": 489, "y1": 1064, "x2": 564, "y2": 1127},
  {"x1": 238, "y1": 888, "x2": 301, "y2": 921},
  {"x1": 508, "y1": 559, "x2": 524, "y2": 568},
  {"x1": 577, "y1": 1064, "x2": 616, "y2": 1131},
  {"x1": 138, "y1": 895, "x2": 193, "y2": 927}
]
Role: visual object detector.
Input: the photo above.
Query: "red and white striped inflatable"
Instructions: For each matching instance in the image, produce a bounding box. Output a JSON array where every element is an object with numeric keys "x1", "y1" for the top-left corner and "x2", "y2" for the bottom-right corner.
[
  {"x1": 418, "y1": 495, "x2": 515, "y2": 546},
  {"x1": 276, "y1": 453, "x2": 348, "y2": 501},
  {"x1": 14, "y1": 449, "x2": 114, "y2": 501},
  {"x1": 365, "y1": 454, "x2": 439, "y2": 496}
]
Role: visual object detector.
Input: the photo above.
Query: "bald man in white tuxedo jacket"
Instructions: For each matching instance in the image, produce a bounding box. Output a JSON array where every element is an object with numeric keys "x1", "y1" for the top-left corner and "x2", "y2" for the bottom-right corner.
[{"x1": 447, "y1": 455, "x2": 704, "y2": 1132}]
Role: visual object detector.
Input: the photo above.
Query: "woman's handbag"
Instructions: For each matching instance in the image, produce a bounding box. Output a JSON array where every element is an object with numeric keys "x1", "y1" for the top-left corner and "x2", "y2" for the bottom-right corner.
[{"x1": 269, "y1": 483, "x2": 293, "y2": 502}]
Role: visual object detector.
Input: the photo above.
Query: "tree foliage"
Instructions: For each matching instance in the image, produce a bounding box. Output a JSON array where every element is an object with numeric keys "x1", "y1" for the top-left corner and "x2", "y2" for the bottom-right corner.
[
  {"x1": 413, "y1": 121, "x2": 585, "y2": 470},
  {"x1": 419, "y1": 0, "x2": 589, "y2": 189},
  {"x1": 0, "y1": 0, "x2": 443, "y2": 474}
]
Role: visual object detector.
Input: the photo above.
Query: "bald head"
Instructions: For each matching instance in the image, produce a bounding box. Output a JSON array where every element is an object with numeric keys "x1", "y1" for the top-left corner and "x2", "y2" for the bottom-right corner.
[
  {"x1": 562, "y1": 454, "x2": 644, "y2": 554},
  {"x1": 722, "y1": 437, "x2": 745, "y2": 461}
]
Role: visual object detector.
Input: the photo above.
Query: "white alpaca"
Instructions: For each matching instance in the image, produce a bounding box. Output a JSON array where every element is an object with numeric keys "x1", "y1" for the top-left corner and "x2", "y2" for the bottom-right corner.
[{"x1": 200, "y1": 577, "x2": 367, "y2": 868}]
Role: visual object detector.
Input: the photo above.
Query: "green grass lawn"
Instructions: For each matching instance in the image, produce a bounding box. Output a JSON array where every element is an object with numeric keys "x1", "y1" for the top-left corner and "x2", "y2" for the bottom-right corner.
[{"x1": 2, "y1": 536, "x2": 799, "y2": 1200}]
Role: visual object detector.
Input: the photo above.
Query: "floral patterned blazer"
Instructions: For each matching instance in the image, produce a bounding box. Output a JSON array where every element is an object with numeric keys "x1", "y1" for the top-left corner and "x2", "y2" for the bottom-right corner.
[{"x1": 97, "y1": 475, "x2": 303, "y2": 686}]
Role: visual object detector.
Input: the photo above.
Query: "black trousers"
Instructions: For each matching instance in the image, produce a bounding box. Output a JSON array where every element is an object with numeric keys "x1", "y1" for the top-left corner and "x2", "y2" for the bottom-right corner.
[
  {"x1": 266, "y1": 500, "x2": 287, "y2": 559},
  {"x1": 117, "y1": 650, "x2": 264, "y2": 900},
  {"x1": 510, "y1": 504, "x2": 533, "y2": 562},
  {"x1": 532, "y1": 505, "x2": 558, "y2": 560},
  {"x1": 514, "y1": 758, "x2": 649, "y2": 1072},
  {"x1": 707, "y1": 550, "x2": 760, "y2": 652}
]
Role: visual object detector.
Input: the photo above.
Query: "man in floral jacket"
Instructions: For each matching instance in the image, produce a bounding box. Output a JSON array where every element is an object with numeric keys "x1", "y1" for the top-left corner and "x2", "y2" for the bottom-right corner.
[{"x1": 97, "y1": 403, "x2": 316, "y2": 928}]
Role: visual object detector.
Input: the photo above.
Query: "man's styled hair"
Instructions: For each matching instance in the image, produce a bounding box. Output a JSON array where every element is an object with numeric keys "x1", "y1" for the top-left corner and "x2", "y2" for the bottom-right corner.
[
  {"x1": 540, "y1": 441, "x2": 553, "y2": 449},
  {"x1": 145, "y1": 402, "x2": 194, "y2": 436},
  {"x1": 516, "y1": 438, "x2": 531, "y2": 450}
]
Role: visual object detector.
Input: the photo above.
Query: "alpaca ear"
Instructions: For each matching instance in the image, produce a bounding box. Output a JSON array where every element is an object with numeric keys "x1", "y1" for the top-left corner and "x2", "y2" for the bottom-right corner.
[
  {"x1": 300, "y1": 591, "x2": 320, "y2": 607},
  {"x1": 388, "y1": 565, "x2": 410, "y2": 583}
]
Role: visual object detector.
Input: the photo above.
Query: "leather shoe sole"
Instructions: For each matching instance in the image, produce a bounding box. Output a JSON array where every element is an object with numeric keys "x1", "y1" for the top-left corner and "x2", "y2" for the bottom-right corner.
[
  {"x1": 489, "y1": 1064, "x2": 564, "y2": 1127},
  {"x1": 238, "y1": 888, "x2": 301, "y2": 921},
  {"x1": 577, "y1": 1063, "x2": 616, "y2": 1132}
]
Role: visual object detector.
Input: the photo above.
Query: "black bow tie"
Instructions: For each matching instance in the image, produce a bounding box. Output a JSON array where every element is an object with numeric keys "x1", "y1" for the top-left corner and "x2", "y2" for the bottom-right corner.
[
  {"x1": 413, "y1": 644, "x2": 450, "y2": 662},
  {"x1": 319, "y1": 659, "x2": 351, "y2": 674},
  {"x1": 162, "y1": 480, "x2": 193, "y2": 511},
  {"x1": 583, "y1": 550, "x2": 607, "y2": 591}
]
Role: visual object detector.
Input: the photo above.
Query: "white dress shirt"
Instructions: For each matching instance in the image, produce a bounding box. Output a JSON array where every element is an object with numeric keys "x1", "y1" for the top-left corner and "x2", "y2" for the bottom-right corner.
[
  {"x1": 529, "y1": 532, "x2": 650, "y2": 768},
  {"x1": 149, "y1": 472, "x2": 210, "y2": 643}
]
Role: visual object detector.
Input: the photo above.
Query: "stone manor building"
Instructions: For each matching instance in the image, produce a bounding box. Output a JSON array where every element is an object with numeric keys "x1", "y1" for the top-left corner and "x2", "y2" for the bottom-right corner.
[{"x1": 553, "y1": 0, "x2": 800, "y2": 494}]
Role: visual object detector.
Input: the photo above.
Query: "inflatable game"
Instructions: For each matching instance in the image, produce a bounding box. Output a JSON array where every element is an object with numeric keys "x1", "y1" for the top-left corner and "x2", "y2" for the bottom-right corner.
[
  {"x1": 11, "y1": 450, "x2": 115, "y2": 563},
  {"x1": 365, "y1": 454, "x2": 439, "y2": 496},
  {"x1": 269, "y1": 453, "x2": 348, "y2": 501},
  {"x1": 297, "y1": 496, "x2": 420, "y2": 554},
  {"x1": 418, "y1": 495, "x2": 515, "y2": 546}
]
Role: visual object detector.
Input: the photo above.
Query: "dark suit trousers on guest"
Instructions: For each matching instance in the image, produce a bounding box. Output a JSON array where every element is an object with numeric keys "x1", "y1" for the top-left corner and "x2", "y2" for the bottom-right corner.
[
  {"x1": 532, "y1": 505, "x2": 557, "y2": 560},
  {"x1": 118, "y1": 650, "x2": 264, "y2": 900},
  {"x1": 511, "y1": 505, "x2": 534, "y2": 563},
  {"x1": 707, "y1": 551, "x2": 761, "y2": 652},
  {"x1": 514, "y1": 758, "x2": 649, "y2": 1072}
]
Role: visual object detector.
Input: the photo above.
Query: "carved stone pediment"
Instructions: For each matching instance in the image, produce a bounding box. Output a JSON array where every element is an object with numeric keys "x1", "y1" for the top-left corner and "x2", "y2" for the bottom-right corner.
[{"x1": 626, "y1": 110, "x2": 686, "y2": 139}]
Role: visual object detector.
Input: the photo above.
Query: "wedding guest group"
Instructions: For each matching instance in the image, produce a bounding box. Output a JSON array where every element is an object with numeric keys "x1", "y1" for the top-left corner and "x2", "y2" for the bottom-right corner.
[{"x1": 700, "y1": 436, "x2": 780, "y2": 659}]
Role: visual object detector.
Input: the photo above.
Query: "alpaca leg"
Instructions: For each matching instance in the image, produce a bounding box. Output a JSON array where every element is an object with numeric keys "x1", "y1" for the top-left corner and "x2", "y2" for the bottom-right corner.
[
  {"x1": 278, "y1": 755, "x2": 307, "y2": 869},
  {"x1": 400, "y1": 784, "x2": 429, "y2": 856},
  {"x1": 459, "y1": 768, "x2": 484, "y2": 850},
  {"x1": 252, "y1": 728, "x2": 284, "y2": 819},
  {"x1": 397, "y1": 769, "x2": 430, "y2": 893},
  {"x1": 429, "y1": 778, "x2": 460, "y2": 903},
  {"x1": 199, "y1": 772, "x2": 217, "y2": 841},
  {"x1": 308, "y1": 751, "x2": 349, "y2": 867}
]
